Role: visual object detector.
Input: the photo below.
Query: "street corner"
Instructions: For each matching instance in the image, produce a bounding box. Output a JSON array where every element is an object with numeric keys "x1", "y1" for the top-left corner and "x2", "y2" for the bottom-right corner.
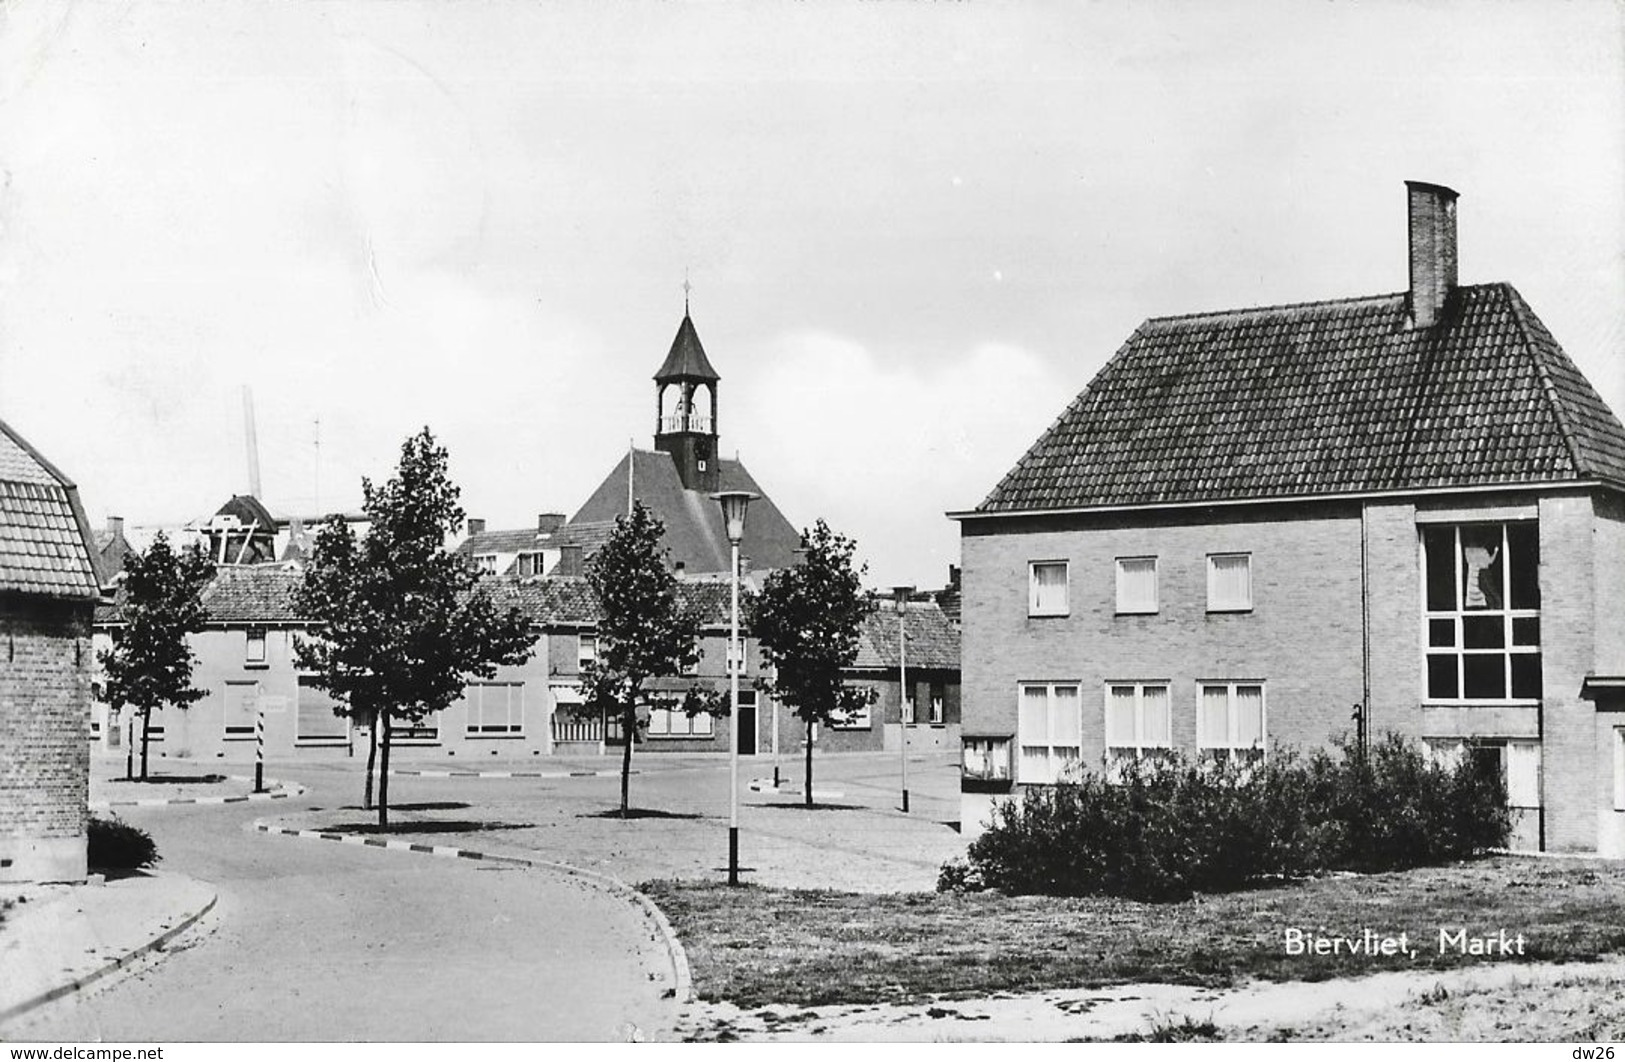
[{"x1": 0, "y1": 870, "x2": 219, "y2": 1027}]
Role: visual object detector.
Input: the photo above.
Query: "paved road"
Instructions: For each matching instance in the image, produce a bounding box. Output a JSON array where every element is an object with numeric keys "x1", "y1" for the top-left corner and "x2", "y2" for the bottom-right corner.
[{"x1": 9, "y1": 787, "x2": 680, "y2": 1042}]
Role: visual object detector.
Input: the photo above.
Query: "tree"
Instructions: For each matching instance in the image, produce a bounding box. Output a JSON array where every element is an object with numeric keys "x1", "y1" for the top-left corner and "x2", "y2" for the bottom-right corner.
[
  {"x1": 98, "y1": 533, "x2": 215, "y2": 781},
  {"x1": 749, "y1": 519, "x2": 876, "y2": 807},
  {"x1": 294, "y1": 428, "x2": 535, "y2": 827},
  {"x1": 573, "y1": 501, "x2": 707, "y2": 816}
]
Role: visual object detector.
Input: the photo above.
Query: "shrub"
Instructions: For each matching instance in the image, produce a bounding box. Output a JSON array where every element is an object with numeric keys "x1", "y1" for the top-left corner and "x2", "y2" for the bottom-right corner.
[
  {"x1": 948, "y1": 732, "x2": 1509, "y2": 901},
  {"x1": 88, "y1": 815, "x2": 160, "y2": 872}
]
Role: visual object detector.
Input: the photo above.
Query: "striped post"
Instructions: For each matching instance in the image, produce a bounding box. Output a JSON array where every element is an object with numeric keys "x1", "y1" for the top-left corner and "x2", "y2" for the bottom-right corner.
[{"x1": 254, "y1": 702, "x2": 266, "y2": 793}]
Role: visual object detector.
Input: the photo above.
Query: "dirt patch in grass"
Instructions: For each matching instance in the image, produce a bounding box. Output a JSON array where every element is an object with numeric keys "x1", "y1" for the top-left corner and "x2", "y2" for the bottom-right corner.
[
  {"x1": 579, "y1": 808, "x2": 707, "y2": 820},
  {"x1": 642, "y1": 856, "x2": 1625, "y2": 1010},
  {"x1": 106, "y1": 774, "x2": 227, "y2": 785}
]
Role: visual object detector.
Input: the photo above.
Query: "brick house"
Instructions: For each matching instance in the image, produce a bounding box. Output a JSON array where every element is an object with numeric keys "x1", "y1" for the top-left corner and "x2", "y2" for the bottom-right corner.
[
  {"x1": 952, "y1": 182, "x2": 1625, "y2": 855},
  {"x1": 822, "y1": 599, "x2": 962, "y2": 753},
  {"x1": 0, "y1": 419, "x2": 101, "y2": 882},
  {"x1": 94, "y1": 566, "x2": 774, "y2": 761}
]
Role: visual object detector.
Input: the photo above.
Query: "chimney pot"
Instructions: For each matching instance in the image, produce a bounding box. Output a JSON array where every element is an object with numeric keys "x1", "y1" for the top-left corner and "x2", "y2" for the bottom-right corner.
[
  {"x1": 467, "y1": 518, "x2": 486, "y2": 537},
  {"x1": 1406, "y1": 180, "x2": 1459, "y2": 328}
]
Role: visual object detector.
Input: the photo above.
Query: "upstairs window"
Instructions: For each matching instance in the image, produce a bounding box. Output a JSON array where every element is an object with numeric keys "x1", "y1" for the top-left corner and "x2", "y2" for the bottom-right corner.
[
  {"x1": 515, "y1": 553, "x2": 542, "y2": 578},
  {"x1": 1422, "y1": 524, "x2": 1540, "y2": 703},
  {"x1": 578, "y1": 633, "x2": 597, "y2": 672},
  {"x1": 1029, "y1": 561, "x2": 1069, "y2": 617},
  {"x1": 1207, "y1": 553, "x2": 1252, "y2": 612},
  {"x1": 1115, "y1": 557, "x2": 1158, "y2": 614},
  {"x1": 473, "y1": 554, "x2": 498, "y2": 575},
  {"x1": 245, "y1": 629, "x2": 267, "y2": 665}
]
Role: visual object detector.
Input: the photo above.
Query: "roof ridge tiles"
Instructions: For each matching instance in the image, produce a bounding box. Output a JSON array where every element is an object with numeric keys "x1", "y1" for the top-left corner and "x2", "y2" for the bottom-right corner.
[{"x1": 1140, "y1": 289, "x2": 1409, "y2": 326}]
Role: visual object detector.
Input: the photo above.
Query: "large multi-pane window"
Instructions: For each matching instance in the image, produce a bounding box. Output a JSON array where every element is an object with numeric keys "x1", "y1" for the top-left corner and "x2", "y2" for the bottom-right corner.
[
  {"x1": 296, "y1": 675, "x2": 347, "y2": 742},
  {"x1": 1018, "y1": 682, "x2": 1081, "y2": 783},
  {"x1": 1105, "y1": 683, "x2": 1172, "y2": 765},
  {"x1": 1198, "y1": 682, "x2": 1265, "y2": 762},
  {"x1": 1422, "y1": 524, "x2": 1541, "y2": 702}
]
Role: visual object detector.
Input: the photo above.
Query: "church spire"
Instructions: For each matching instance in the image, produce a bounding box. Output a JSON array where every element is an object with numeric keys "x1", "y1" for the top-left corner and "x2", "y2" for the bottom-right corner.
[{"x1": 653, "y1": 305, "x2": 721, "y2": 493}]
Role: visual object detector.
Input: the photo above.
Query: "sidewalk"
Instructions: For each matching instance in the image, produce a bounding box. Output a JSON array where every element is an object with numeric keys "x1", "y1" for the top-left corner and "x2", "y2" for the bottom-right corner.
[{"x1": 0, "y1": 873, "x2": 217, "y2": 1026}]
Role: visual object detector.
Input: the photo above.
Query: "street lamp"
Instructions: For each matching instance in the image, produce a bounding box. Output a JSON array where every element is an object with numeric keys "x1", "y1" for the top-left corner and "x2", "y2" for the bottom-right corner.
[
  {"x1": 893, "y1": 585, "x2": 914, "y2": 813},
  {"x1": 712, "y1": 489, "x2": 758, "y2": 887}
]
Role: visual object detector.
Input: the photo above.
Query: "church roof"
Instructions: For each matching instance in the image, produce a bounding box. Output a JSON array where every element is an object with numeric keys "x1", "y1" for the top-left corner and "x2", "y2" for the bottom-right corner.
[
  {"x1": 653, "y1": 314, "x2": 720, "y2": 382},
  {"x1": 0, "y1": 418, "x2": 101, "y2": 600},
  {"x1": 567, "y1": 449, "x2": 803, "y2": 575}
]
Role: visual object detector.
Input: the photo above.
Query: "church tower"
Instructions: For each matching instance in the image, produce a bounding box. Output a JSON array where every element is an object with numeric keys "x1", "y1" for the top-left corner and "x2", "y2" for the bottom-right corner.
[{"x1": 652, "y1": 310, "x2": 722, "y2": 493}]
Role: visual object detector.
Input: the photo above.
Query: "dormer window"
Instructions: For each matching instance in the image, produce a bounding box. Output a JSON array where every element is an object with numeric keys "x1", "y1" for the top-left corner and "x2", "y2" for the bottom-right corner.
[{"x1": 473, "y1": 554, "x2": 497, "y2": 576}]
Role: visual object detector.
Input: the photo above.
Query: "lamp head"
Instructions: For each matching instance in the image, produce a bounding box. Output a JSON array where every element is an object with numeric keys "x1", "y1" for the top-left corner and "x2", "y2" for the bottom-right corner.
[{"x1": 710, "y1": 490, "x2": 759, "y2": 546}]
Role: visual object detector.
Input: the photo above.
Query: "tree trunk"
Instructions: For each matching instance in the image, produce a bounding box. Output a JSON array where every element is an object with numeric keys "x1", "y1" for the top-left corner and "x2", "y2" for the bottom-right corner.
[
  {"x1": 804, "y1": 718, "x2": 814, "y2": 808},
  {"x1": 620, "y1": 701, "x2": 634, "y2": 818},
  {"x1": 378, "y1": 710, "x2": 391, "y2": 830},
  {"x1": 140, "y1": 706, "x2": 152, "y2": 782},
  {"x1": 363, "y1": 711, "x2": 378, "y2": 810}
]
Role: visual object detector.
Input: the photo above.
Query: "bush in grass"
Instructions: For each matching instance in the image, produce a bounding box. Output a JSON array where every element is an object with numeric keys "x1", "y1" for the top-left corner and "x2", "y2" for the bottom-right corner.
[
  {"x1": 948, "y1": 732, "x2": 1508, "y2": 901},
  {"x1": 88, "y1": 815, "x2": 160, "y2": 872}
]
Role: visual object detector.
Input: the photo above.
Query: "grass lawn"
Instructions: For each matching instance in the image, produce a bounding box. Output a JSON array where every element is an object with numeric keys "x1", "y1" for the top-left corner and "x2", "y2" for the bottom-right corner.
[{"x1": 643, "y1": 856, "x2": 1625, "y2": 1010}]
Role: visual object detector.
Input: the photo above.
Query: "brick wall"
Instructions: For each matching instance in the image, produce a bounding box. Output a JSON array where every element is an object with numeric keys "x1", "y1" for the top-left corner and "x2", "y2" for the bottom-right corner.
[
  {"x1": 0, "y1": 595, "x2": 91, "y2": 882},
  {"x1": 1540, "y1": 492, "x2": 1599, "y2": 851},
  {"x1": 961, "y1": 503, "x2": 1367, "y2": 769}
]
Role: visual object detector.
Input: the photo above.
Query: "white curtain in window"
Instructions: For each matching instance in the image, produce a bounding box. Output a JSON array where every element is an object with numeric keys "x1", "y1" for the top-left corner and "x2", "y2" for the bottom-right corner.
[
  {"x1": 1032, "y1": 563, "x2": 1068, "y2": 613},
  {"x1": 1116, "y1": 558, "x2": 1157, "y2": 612},
  {"x1": 1051, "y1": 685, "x2": 1081, "y2": 747},
  {"x1": 1209, "y1": 554, "x2": 1252, "y2": 609},
  {"x1": 1106, "y1": 686, "x2": 1137, "y2": 746},
  {"x1": 1506, "y1": 740, "x2": 1541, "y2": 808},
  {"x1": 1235, "y1": 686, "x2": 1264, "y2": 747},
  {"x1": 1425, "y1": 738, "x2": 1465, "y2": 771},
  {"x1": 1614, "y1": 730, "x2": 1625, "y2": 812},
  {"x1": 1199, "y1": 685, "x2": 1230, "y2": 746},
  {"x1": 1019, "y1": 686, "x2": 1049, "y2": 744},
  {"x1": 647, "y1": 708, "x2": 670, "y2": 735},
  {"x1": 1142, "y1": 686, "x2": 1171, "y2": 746}
]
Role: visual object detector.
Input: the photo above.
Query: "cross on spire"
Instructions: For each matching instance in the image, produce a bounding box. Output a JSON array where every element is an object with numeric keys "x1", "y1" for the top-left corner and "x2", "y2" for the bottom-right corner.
[{"x1": 683, "y1": 272, "x2": 691, "y2": 314}]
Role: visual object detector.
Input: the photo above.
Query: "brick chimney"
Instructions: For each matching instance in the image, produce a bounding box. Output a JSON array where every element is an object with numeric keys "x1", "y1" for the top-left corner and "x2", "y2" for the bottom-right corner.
[
  {"x1": 466, "y1": 518, "x2": 486, "y2": 537},
  {"x1": 107, "y1": 516, "x2": 125, "y2": 538},
  {"x1": 555, "y1": 544, "x2": 584, "y2": 577},
  {"x1": 537, "y1": 513, "x2": 565, "y2": 535},
  {"x1": 1406, "y1": 180, "x2": 1459, "y2": 329}
]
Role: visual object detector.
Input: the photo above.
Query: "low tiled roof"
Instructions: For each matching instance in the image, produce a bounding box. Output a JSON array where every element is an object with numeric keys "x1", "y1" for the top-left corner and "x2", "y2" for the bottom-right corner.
[
  {"x1": 855, "y1": 601, "x2": 960, "y2": 670},
  {"x1": 974, "y1": 284, "x2": 1625, "y2": 513},
  {"x1": 479, "y1": 575, "x2": 737, "y2": 629},
  {"x1": 0, "y1": 419, "x2": 100, "y2": 600},
  {"x1": 198, "y1": 565, "x2": 307, "y2": 624},
  {"x1": 455, "y1": 528, "x2": 546, "y2": 556},
  {"x1": 567, "y1": 449, "x2": 803, "y2": 574}
]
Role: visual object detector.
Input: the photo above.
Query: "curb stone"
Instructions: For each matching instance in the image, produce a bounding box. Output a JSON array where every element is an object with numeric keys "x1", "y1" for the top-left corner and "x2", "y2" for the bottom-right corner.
[
  {"x1": 250, "y1": 820, "x2": 692, "y2": 1004},
  {"x1": 0, "y1": 878, "x2": 219, "y2": 1026},
  {"x1": 388, "y1": 769, "x2": 634, "y2": 780},
  {"x1": 91, "y1": 778, "x2": 306, "y2": 810}
]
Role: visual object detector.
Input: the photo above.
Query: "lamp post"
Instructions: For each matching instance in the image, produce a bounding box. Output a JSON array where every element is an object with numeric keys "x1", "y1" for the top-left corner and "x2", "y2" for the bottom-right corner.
[
  {"x1": 893, "y1": 585, "x2": 914, "y2": 813},
  {"x1": 712, "y1": 489, "x2": 758, "y2": 886}
]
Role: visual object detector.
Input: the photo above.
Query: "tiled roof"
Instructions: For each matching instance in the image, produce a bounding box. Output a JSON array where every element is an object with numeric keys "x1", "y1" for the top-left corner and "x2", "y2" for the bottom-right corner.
[
  {"x1": 91, "y1": 529, "x2": 134, "y2": 588},
  {"x1": 653, "y1": 314, "x2": 720, "y2": 382},
  {"x1": 855, "y1": 601, "x2": 961, "y2": 670},
  {"x1": 198, "y1": 565, "x2": 307, "y2": 624},
  {"x1": 455, "y1": 528, "x2": 546, "y2": 556},
  {"x1": 483, "y1": 575, "x2": 738, "y2": 628},
  {"x1": 567, "y1": 449, "x2": 803, "y2": 574},
  {"x1": 975, "y1": 284, "x2": 1625, "y2": 513},
  {"x1": 0, "y1": 419, "x2": 100, "y2": 600}
]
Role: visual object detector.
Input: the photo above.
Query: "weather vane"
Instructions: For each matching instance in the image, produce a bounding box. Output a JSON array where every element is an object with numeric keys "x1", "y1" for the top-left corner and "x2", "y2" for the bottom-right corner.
[{"x1": 683, "y1": 271, "x2": 691, "y2": 314}]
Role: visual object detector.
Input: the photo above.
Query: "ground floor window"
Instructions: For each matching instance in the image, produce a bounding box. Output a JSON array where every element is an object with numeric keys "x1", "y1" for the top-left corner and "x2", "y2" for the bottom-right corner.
[
  {"x1": 647, "y1": 704, "x2": 714, "y2": 737},
  {"x1": 1197, "y1": 682, "x2": 1265, "y2": 763},
  {"x1": 1427, "y1": 736, "x2": 1541, "y2": 809},
  {"x1": 391, "y1": 712, "x2": 440, "y2": 742},
  {"x1": 464, "y1": 682, "x2": 524, "y2": 735},
  {"x1": 1105, "y1": 682, "x2": 1172, "y2": 767},
  {"x1": 1615, "y1": 729, "x2": 1625, "y2": 812},
  {"x1": 1018, "y1": 682, "x2": 1081, "y2": 783},
  {"x1": 223, "y1": 681, "x2": 260, "y2": 740},
  {"x1": 832, "y1": 692, "x2": 872, "y2": 729},
  {"x1": 296, "y1": 676, "x2": 347, "y2": 741},
  {"x1": 928, "y1": 682, "x2": 946, "y2": 724}
]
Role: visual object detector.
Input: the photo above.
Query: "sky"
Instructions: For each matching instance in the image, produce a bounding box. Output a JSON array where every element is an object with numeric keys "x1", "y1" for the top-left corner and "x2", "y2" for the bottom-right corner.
[{"x1": 1, "y1": 0, "x2": 1620, "y2": 589}]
